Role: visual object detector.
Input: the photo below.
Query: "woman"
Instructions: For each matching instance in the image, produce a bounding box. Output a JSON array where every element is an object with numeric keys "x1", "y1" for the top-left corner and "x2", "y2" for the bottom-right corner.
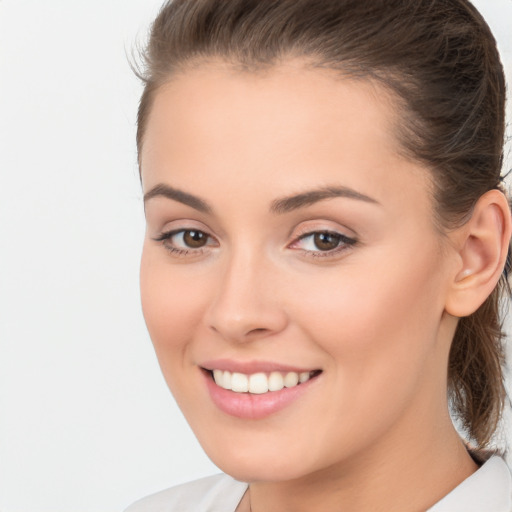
[{"x1": 127, "y1": 0, "x2": 512, "y2": 510}]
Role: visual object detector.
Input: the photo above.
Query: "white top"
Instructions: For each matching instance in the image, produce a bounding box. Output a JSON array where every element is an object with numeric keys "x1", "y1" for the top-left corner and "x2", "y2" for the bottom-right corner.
[{"x1": 125, "y1": 456, "x2": 512, "y2": 512}]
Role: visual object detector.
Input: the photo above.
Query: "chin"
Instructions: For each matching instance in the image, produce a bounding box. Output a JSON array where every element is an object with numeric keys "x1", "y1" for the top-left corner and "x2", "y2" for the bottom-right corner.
[
  {"x1": 196, "y1": 429, "x2": 329, "y2": 483},
  {"x1": 213, "y1": 455, "x2": 313, "y2": 484}
]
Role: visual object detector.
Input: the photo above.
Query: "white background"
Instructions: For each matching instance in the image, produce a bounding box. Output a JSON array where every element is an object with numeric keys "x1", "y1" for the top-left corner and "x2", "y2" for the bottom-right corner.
[{"x1": 0, "y1": 1, "x2": 511, "y2": 511}]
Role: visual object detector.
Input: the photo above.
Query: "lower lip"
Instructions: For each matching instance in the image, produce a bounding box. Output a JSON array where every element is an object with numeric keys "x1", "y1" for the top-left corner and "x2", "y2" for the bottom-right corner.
[{"x1": 203, "y1": 371, "x2": 319, "y2": 420}]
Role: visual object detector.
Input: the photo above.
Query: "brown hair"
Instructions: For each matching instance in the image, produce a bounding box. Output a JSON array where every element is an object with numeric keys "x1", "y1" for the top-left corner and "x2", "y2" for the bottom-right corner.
[{"x1": 135, "y1": 0, "x2": 511, "y2": 449}]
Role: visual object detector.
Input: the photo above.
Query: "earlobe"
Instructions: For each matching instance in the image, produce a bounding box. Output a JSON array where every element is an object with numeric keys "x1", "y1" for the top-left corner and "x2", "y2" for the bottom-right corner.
[{"x1": 445, "y1": 189, "x2": 512, "y2": 318}]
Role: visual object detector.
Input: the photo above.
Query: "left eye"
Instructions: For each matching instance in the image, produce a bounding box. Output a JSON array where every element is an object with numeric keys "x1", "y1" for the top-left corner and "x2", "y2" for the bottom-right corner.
[{"x1": 294, "y1": 231, "x2": 356, "y2": 253}]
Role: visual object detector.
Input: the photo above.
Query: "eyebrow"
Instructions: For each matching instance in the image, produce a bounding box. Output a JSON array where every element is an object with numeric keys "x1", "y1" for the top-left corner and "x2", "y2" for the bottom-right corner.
[
  {"x1": 143, "y1": 183, "x2": 379, "y2": 214},
  {"x1": 143, "y1": 183, "x2": 212, "y2": 213},
  {"x1": 270, "y1": 185, "x2": 380, "y2": 214}
]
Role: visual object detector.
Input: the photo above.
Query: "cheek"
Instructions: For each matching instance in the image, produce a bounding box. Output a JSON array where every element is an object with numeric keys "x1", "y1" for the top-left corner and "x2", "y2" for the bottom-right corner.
[
  {"x1": 274, "y1": 247, "x2": 449, "y2": 460},
  {"x1": 292, "y1": 244, "x2": 447, "y2": 398},
  {"x1": 140, "y1": 247, "x2": 208, "y2": 371}
]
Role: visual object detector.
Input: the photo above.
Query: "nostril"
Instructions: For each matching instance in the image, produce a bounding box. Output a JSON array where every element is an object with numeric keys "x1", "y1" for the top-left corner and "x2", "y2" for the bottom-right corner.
[
  {"x1": 206, "y1": 299, "x2": 288, "y2": 342},
  {"x1": 248, "y1": 327, "x2": 268, "y2": 335}
]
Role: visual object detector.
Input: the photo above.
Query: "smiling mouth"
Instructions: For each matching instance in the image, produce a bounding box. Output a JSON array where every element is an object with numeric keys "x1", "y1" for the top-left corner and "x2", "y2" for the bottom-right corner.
[{"x1": 204, "y1": 368, "x2": 323, "y2": 394}]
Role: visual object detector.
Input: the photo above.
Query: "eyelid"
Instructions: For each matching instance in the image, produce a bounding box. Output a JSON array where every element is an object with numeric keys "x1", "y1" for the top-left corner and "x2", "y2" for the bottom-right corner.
[
  {"x1": 152, "y1": 226, "x2": 219, "y2": 258},
  {"x1": 290, "y1": 220, "x2": 356, "y2": 239},
  {"x1": 290, "y1": 230, "x2": 356, "y2": 246},
  {"x1": 151, "y1": 220, "x2": 357, "y2": 258},
  {"x1": 154, "y1": 227, "x2": 217, "y2": 243},
  {"x1": 288, "y1": 226, "x2": 358, "y2": 257},
  {"x1": 153, "y1": 217, "x2": 212, "y2": 234}
]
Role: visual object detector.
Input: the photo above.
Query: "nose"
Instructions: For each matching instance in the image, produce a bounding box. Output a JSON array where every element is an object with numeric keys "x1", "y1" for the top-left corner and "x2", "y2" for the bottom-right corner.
[{"x1": 204, "y1": 247, "x2": 288, "y2": 343}]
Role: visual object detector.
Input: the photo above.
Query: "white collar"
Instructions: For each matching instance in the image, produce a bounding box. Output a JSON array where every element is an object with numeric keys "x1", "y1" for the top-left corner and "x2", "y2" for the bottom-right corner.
[{"x1": 427, "y1": 456, "x2": 512, "y2": 512}]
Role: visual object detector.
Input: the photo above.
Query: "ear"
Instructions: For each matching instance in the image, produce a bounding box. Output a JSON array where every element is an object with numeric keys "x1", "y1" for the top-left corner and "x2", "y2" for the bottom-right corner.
[{"x1": 445, "y1": 189, "x2": 512, "y2": 318}]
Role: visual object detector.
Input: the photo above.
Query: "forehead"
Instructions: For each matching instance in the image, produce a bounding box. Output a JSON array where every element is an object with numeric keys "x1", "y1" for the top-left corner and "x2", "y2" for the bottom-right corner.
[
  {"x1": 142, "y1": 59, "x2": 398, "y2": 166},
  {"x1": 140, "y1": 60, "x2": 432, "y2": 217}
]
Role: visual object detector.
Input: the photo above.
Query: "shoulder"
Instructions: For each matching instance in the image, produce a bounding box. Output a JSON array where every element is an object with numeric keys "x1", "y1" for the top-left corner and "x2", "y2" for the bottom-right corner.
[
  {"x1": 124, "y1": 473, "x2": 248, "y2": 512},
  {"x1": 428, "y1": 456, "x2": 512, "y2": 512}
]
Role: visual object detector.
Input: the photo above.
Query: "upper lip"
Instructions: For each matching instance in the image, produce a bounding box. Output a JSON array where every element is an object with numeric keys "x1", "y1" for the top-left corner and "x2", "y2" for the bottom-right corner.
[{"x1": 200, "y1": 358, "x2": 320, "y2": 374}]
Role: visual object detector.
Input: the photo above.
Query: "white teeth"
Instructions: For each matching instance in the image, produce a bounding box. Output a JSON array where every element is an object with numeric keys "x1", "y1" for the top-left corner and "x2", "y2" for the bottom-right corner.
[
  {"x1": 284, "y1": 372, "x2": 299, "y2": 388},
  {"x1": 213, "y1": 369, "x2": 223, "y2": 385},
  {"x1": 299, "y1": 371, "x2": 310, "y2": 383},
  {"x1": 248, "y1": 373, "x2": 269, "y2": 394},
  {"x1": 211, "y1": 369, "x2": 315, "y2": 394},
  {"x1": 268, "y1": 371, "x2": 284, "y2": 392},
  {"x1": 221, "y1": 370, "x2": 232, "y2": 390},
  {"x1": 213, "y1": 369, "x2": 231, "y2": 389},
  {"x1": 231, "y1": 372, "x2": 249, "y2": 392}
]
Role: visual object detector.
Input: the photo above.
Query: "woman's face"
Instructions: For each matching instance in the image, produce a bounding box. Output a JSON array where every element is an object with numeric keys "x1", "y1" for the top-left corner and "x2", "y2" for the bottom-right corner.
[{"x1": 140, "y1": 61, "x2": 459, "y2": 482}]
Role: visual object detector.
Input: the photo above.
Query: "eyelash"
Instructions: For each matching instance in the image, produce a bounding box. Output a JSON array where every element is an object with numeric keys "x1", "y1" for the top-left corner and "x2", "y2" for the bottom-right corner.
[
  {"x1": 153, "y1": 229, "x2": 357, "y2": 259},
  {"x1": 292, "y1": 231, "x2": 357, "y2": 258},
  {"x1": 153, "y1": 229, "x2": 215, "y2": 257}
]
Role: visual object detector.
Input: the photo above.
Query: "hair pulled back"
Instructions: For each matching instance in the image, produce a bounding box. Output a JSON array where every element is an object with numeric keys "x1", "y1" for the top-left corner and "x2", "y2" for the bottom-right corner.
[{"x1": 135, "y1": 0, "x2": 512, "y2": 449}]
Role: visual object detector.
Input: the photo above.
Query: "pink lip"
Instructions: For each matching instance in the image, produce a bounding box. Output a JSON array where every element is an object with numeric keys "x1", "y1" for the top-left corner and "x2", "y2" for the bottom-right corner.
[
  {"x1": 200, "y1": 358, "x2": 316, "y2": 374},
  {"x1": 201, "y1": 367, "x2": 321, "y2": 420}
]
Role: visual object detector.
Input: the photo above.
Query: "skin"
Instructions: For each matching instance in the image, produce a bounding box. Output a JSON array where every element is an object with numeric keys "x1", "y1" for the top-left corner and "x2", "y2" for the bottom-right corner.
[{"x1": 139, "y1": 60, "x2": 483, "y2": 512}]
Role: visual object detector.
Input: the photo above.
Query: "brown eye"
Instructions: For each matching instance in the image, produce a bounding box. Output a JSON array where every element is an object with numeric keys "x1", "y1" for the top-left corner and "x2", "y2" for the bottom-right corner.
[
  {"x1": 292, "y1": 230, "x2": 357, "y2": 257},
  {"x1": 154, "y1": 228, "x2": 216, "y2": 255},
  {"x1": 183, "y1": 230, "x2": 208, "y2": 248},
  {"x1": 313, "y1": 232, "x2": 342, "y2": 251}
]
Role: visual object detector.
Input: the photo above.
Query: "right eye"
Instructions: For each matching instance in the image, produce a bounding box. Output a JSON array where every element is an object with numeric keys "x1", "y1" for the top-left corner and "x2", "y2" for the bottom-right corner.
[{"x1": 153, "y1": 229, "x2": 217, "y2": 255}]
